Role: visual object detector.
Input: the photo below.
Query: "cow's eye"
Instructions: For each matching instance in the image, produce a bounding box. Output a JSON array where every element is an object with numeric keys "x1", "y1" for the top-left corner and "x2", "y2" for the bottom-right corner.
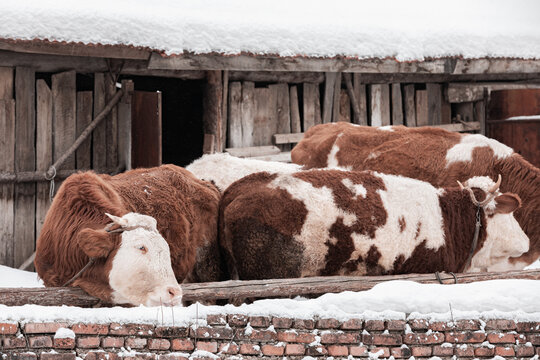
[{"x1": 138, "y1": 245, "x2": 147, "y2": 253}]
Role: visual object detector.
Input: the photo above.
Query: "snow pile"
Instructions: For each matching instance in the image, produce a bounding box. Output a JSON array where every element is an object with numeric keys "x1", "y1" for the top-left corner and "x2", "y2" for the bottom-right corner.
[
  {"x1": 0, "y1": 265, "x2": 43, "y2": 287},
  {"x1": 1, "y1": 0, "x2": 539, "y2": 61}
]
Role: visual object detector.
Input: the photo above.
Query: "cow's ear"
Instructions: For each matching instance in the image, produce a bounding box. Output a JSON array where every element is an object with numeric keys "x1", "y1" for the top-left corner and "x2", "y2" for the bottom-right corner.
[
  {"x1": 77, "y1": 228, "x2": 115, "y2": 258},
  {"x1": 494, "y1": 193, "x2": 521, "y2": 214}
]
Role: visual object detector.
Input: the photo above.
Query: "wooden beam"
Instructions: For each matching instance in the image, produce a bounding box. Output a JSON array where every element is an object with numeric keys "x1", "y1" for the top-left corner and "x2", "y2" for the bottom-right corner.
[
  {"x1": 221, "y1": 70, "x2": 229, "y2": 152},
  {"x1": 447, "y1": 82, "x2": 540, "y2": 103},
  {"x1": 229, "y1": 71, "x2": 324, "y2": 84},
  {"x1": 2, "y1": 269, "x2": 539, "y2": 306},
  {"x1": 118, "y1": 80, "x2": 134, "y2": 170},
  {"x1": 403, "y1": 84, "x2": 416, "y2": 126},
  {"x1": 332, "y1": 73, "x2": 342, "y2": 122},
  {"x1": 93, "y1": 73, "x2": 107, "y2": 170},
  {"x1": 273, "y1": 132, "x2": 304, "y2": 145},
  {"x1": 203, "y1": 71, "x2": 223, "y2": 151},
  {"x1": 0, "y1": 98, "x2": 15, "y2": 266},
  {"x1": 352, "y1": 74, "x2": 368, "y2": 125},
  {"x1": 391, "y1": 83, "x2": 403, "y2": 125},
  {"x1": 322, "y1": 73, "x2": 337, "y2": 124},
  {"x1": 227, "y1": 82, "x2": 242, "y2": 148}
]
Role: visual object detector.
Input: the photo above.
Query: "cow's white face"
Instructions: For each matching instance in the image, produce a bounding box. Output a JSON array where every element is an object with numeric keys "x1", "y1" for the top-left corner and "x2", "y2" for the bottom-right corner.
[{"x1": 106, "y1": 213, "x2": 183, "y2": 306}]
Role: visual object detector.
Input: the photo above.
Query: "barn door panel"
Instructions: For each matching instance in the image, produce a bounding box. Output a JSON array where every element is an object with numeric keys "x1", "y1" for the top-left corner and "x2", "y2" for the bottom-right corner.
[{"x1": 131, "y1": 91, "x2": 162, "y2": 168}]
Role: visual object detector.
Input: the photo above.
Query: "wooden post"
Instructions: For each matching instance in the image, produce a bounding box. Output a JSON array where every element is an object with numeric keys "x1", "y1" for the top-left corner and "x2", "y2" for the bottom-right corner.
[
  {"x1": 105, "y1": 74, "x2": 118, "y2": 168},
  {"x1": 203, "y1": 70, "x2": 223, "y2": 152},
  {"x1": 371, "y1": 84, "x2": 391, "y2": 126},
  {"x1": 404, "y1": 84, "x2": 416, "y2": 127},
  {"x1": 353, "y1": 74, "x2": 368, "y2": 125},
  {"x1": 391, "y1": 83, "x2": 404, "y2": 125},
  {"x1": 474, "y1": 100, "x2": 485, "y2": 134},
  {"x1": 227, "y1": 82, "x2": 242, "y2": 148},
  {"x1": 253, "y1": 86, "x2": 277, "y2": 146},
  {"x1": 303, "y1": 83, "x2": 318, "y2": 130},
  {"x1": 118, "y1": 79, "x2": 134, "y2": 170},
  {"x1": 427, "y1": 83, "x2": 442, "y2": 125},
  {"x1": 93, "y1": 73, "x2": 107, "y2": 170},
  {"x1": 76, "y1": 92, "x2": 93, "y2": 169},
  {"x1": 415, "y1": 89, "x2": 428, "y2": 126},
  {"x1": 344, "y1": 73, "x2": 361, "y2": 124},
  {"x1": 441, "y1": 84, "x2": 452, "y2": 124},
  {"x1": 332, "y1": 73, "x2": 342, "y2": 122},
  {"x1": 241, "y1": 81, "x2": 255, "y2": 147},
  {"x1": 322, "y1": 72, "x2": 337, "y2": 124},
  {"x1": 36, "y1": 80, "x2": 52, "y2": 243},
  {"x1": 339, "y1": 89, "x2": 351, "y2": 122},
  {"x1": 221, "y1": 70, "x2": 229, "y2": 152},
  {"x1": 290, "y1": 85, "x2": 301, "y2": 133},
  {"x1": 0, "y1": 67, "x2": 14, "y2": 266},
  {"x1": 271, "y1": 83, "x2": 291, "y2": 150},
  {"x1": 14, "y1": 67, "x2": 36, "y2": 268}
]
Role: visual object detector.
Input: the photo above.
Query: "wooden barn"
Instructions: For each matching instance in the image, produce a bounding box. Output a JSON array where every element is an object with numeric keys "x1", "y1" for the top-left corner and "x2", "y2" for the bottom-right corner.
[{"x1": 1, "y1": 1, "x2": 540, "y2": 269}]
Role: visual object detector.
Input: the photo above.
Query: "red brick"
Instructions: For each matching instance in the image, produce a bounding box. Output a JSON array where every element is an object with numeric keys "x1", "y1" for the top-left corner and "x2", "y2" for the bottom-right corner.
[
  {"x1": 328, "y1": 345, "x2": 348, "y2": 356},
  {"x1": 219, "y1": 342, "x2": 239, "y2": 354},
  {"x1": 228, "y1": 314, "x2": 248, "y2": 326},
  {"x1": 321, "y1": 331, "x2": 360, "y2": 344},
  {"x1": 25, "y1": 322, "x2": 68, "y2": 334},
  {"x1": 158, "y1": 355, "x2": 189, "y2": 360},
  {"x1": 54, "y1": 337, "x2": 75, "y2": 349},
  {"x1": 474, "y1": 346, "x2": 495, "y2": 357},
  {"x1": 77, "y1": 336, "x2": 100, "y2": 348},
  {"x1": 516, "y1": 345, "x2": 535, "y2": 357},
  {"x1": 294, "y1": 318, "x2": 315, "y2": 329},
  {"x1": 191, "y1": 326, "x2": 234, "y2": 339},
  {"x1": 485, "y1": 319, "x2": 516, "y2": 330},
  {"x1": 297, "y1": 332, "x2": 317, "y2": 343},
  {"x1": 455, "y1": 345, "x2": 474, "y2": 357},
  {"x1": 154, "y1": 326, "x2": 188, "y2": 337},
  {"x1": 316, "y1": 318, "x2": 340, "y2": 329},
  {"x1": 101, "y1": 336, "x2": 124, "y2": 348},
  {"x1": 109, "y1": 323, "x2": 154, "y2": 336},
  {"x1": 286, "y1": 343, "x2": 306, "y2": 355},
  {"x1": 391, "y1": 346, "x2": 412, "y2": 358},
  {"x1": 250, "y1": 329, "x2": 277, "y2": 341},
  {"x1": 368, "y1": 347, "x2": 390, "y2": 358},
  {"x1": 403, "y1": 332, "x2": 444, "y2": 345},
  {"x1": 349, "y1": 345, "x2": 368, "y2": 357},
  {"x1": 4, "y1": 353, "x2": 37, "y2": 360},
  {"x1": 261, "y1": 344, "x2": 285, "y2": 356},
  {"x1": 206, "y1": 314, "x2": 226, "y2": 326},
  {"x1": 486, "y1": 332, "x2": 516, "y2": 343},
  {"x1": 171, "y1": 338, "x2": 194, "y2": 351},
  {"x1": 3, "y1": 336, "x2": 27, "y2": 348},
  {"x1": 428, "y1": 321, "x2": 453, "y2": 332},
  {"x1": 517, "y1": 321, "x2": 540, "y2": 332},
  {"x1": 239, "y1": 343, "x2": 261, "y2": 355},
  {"x1": 411, "y1": 346, "x2": 432, "y2": 357},
  {"x1": 364, "y1": 333, "x2": 402, "y2": 346},
  {"x1": 0, "y1": 322, "x2": 18, "y2": 334},
  {"x1": 277, "y1": 330, "x2": 297, "y2": 342},
  {"x1": 148, "y1": 338, "x2": 171, "y2": 350},
  {"x1": 445, "y1": 331, "x2": 486, "y2": 343},
  {"x1": 196, "y1": 341, "x2": 218, "y2": 353},
  {"x1": 71, "y1": 323, "x2": 108, "y2": 335},
  {"x1": 249, "y1": 316, "x2": 270, "y2": 328},
  {"x1": 432, "y1": 344, "x2": 454, "y2": 356},
  {"x1": 306, "y1": 345, "x2": 328, "y2": 356},
  {"x1": 125, "y1": 337, "x2": 147, "y2": 349},
  {"x1": 340, "y1": 318, "x2": 363, "y2": 330},
  {"x1": 28, "y1": 335, "x2": 53, "y2": 348},
  {"x1": 84, "y1": 352, "x2": 118, "y2": 360},
  {"x1": 40, "y1": 353, "x2": 76, "y2": 360},
  {"x1": 453, "y1": 319, "x2": 481, "y2": 331},
  {"x1": 387, "y1": 320, "x2": 406, "y2": 331},
  {"x1": 409, "y1": 319, "x2": 429, "y2": 330},
  {"x1": 529, "y1": 334, "x2": 540, "y2": 345},
  {"x1": 495, "y1": 346, "x2": 515, "y2": 357},
  {"x1": 272, "y1": 317, "x2": 293, "y2": 328},
  {"x1": 364, "y1": 320, "x2": 385, "y2": 331}
]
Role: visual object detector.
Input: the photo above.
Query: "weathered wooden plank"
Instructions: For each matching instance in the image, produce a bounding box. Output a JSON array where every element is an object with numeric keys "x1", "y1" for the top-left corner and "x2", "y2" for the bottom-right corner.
[
  {"x1": 447, "y1": 82, "x2": 540, "y2": 103},
  {"x1": 370, "y1": 84, "x2": 391, "y2": 126},
  {"x1": 227, "y1": 82, "x2": 242, "y2": 148},
  {"x1": 303, "y1": 83, "x2": 317, "y2": 130},
  {"x1": 314, "y1": 84, "x2": 322, "y2": 125},
  {"x1": 426, "y1": 83, "x2": 442, "y2": 125},
  {"x1": 131, "y1": 91, "x2": 162, "y2": 168},
  {"x1": 289, "y1": 86, "x2": 301, "y2": 134},
  {"x1": 203, "y1": 71, "x2": 223, "y2": 152},
  {"x1": 105, "y1": 75, "x2": 118, "y2": 169},
  {"x1": 36, "y1": 80, "x2": 53, "y2": 242},
  {"x1": 415, "y1": 89, "x2": 428, "y2": 126},
  {"x1": 273, "y1": 132, "x2": 304, "y2": 145},
  {"x1": 203, "y1": 134, "x2": 215, "y2": 155},
  {"x1": 441, "y1": 85, "x2": 452, "y2": 124},
  {"x1": 352, "y1": 74, "x2": 368, "y2": 125},
  {"x1": 271, "y1": 84, "x2": 291, "y2": 151},
  {"x1": 322, "y1": 72, "x2": 337, "y2": 124},
  {"x1": 249, "y1": 151, "x2": 292, "y2": 163},
  {"x1": 391, "y1": 83, "x2": 403, "y2": 125},
  {"x1": 339, "y1": 89, "x2": 351, "y2": 122},
  {"x1": 0, "y1": 99, "x2": 15, "y2": 266},
  {"x1": 92, "y1": 73, "x2": 106, "y2": 170},
  {"x1": 253, "y1": 87, "x2": 277, "y2": 146},
  {"x1": 221, "y1": 70, "x2": 229, "y2": 152},
  {"x1": 14, "y1": 67, "x2": 36, "y2": 268},
  {"x1": 52, "y1": 70, "x2": 76, "y2": 170},
  {"x1": 2, "y1": 269, "x2": 539, "y2": 306},
  {"x1": 436, "y1": 121, "x2": 480, "y2": 132},
  {"x1": 332, "y1": 73, "x2": 342, "y2": 122},
  {"x1": 75, "y1": 92, "x2": 93, "y2": 169},
  {"x1": 229, "y1": 71, "x2": 324, "y2": 84},
  {"x1": 241, "y1": 82, "x2": 255, "y2": 147},
  {"x1": 0, "y1": 67, "x2": 13, "y2": 99},
  {"x1": 455, "y1": 102, "x2": 475, "y2": 123},
  {"x1": 225, "y1": 145, "x2": 281, "y2": 158},
  {"x1": 0, "y1": 168, "x2": 122, "y2": 184},
  {"x1": 403, "y1": 84, "x2": 416, "y2": 126},
  {"x1": 474, "y1": 100, "x2": 486, "y2": 134},
  {"x1": 118, "y1": 80, "x2": 134, "y2": 171}
]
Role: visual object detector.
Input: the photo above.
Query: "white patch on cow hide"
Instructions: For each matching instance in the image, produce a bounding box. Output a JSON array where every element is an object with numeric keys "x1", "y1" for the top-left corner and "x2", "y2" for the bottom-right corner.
[
  {"x1": 342, "y1": 178, "x2": 367, "y2": 199},
  {"x1": 462, "y1": 176, "x2": 500, "y2": 212},
  {"x1": 348, "y1": 173, "x2": 446, "y2": 271},
  {"x1": 186, "y1": 152, "x2": 301, "y2": 192},
  {"x1": 268, "y1": 173, "x2": 358, "y2": 277},
  {"x1": 377, "y1": 125, "x2": 394, "y2": 132},
  {"x1": 445, "y1": 134, "x2": 513, "y2": 166},
  {"x1": 326, "y1": 133, "x2": 354, "y2": 170}
]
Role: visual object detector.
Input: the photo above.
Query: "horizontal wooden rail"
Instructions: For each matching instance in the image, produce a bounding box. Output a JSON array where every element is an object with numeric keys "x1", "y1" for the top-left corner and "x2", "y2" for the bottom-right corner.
[
  {"x1": 0, "y1": 167, "x2": 122, "y2": 184},
  {"x1": 1, "y1": 269, "x2": 538, "y2": 307}
]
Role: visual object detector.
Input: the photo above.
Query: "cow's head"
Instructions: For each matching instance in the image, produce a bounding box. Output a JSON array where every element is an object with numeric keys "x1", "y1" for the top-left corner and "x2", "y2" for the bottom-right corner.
[
  {"x1": 77, "y1": 212, "x2": 183, "y2": 306},
  {"x1": 460, "y1": 176, "x2": 529, "y2": 272}
]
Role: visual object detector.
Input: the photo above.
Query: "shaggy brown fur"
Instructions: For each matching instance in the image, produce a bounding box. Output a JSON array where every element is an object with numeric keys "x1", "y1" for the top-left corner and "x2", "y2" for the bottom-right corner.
[
  {"x1": 35, "y1": 165, "x2": 221, "y2": 303},
  {"x1": 291, "y1": 122, "x2": 540, "y2": 266}
]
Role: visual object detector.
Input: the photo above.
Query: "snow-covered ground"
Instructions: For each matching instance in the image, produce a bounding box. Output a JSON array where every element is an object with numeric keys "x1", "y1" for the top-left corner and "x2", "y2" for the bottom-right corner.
[
  {"x1": 1, "y1": 0, "x2": 540, "y2": 61},
  {"x1": 1, "y1": 263, "x2": 539, "y2": 325}
]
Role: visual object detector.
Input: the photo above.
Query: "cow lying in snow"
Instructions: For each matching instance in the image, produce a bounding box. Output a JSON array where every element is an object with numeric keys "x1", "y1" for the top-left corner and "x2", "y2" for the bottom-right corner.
[
  {"x1": 35, "y1": 165, "x2": 221, "y2": 306},
  {"x1": 291, "y1": 122, "x2": 540, "y2": 270},
  {"x1": 186, "y1": 152, "x2": 302, "y2": 192},
  {"x1": 220, "y1": 170, "x2": 528, "y2": 279}
]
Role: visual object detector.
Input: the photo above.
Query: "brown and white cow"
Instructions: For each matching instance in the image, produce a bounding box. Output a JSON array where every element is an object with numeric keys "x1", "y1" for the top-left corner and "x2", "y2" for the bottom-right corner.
[
  {"x1": 291, "y1": 122, "x2": 540, "y2": 269},
  {"x1": 220, "y1": 170, "x2": 528, "y2": 279},
  {"x1": 35, "y1": 165, "x2": 221, "y2": 306}
]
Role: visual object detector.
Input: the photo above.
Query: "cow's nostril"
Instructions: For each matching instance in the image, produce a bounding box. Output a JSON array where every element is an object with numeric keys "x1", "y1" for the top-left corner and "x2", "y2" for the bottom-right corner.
[{"x1": 167, "y1": 286, "x2": 180, "y2": 298}]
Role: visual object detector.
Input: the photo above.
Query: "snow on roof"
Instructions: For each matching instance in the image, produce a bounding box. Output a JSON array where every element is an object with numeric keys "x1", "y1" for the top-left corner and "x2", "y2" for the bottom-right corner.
[{"x1": 2, "y1": 0, "x2": 540, "y2": 61}]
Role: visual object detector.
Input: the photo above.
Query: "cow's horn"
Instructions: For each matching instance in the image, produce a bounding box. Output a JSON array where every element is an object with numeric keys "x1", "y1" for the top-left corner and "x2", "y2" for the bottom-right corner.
[
  {"x1": 105, "y1": 213, "x2": 128, "y2": 227},
  {"x1": 457, "y1": 180, "x2": 465, "y2": 190},
  {"x1": 488, "y1": 174, "x2": 502, "y2": 193}
]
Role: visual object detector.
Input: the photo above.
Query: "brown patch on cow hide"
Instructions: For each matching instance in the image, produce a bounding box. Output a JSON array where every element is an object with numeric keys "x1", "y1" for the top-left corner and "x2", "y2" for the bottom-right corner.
[{"x1": 398, "y1": 216, "x2": 406, "y2": 233}]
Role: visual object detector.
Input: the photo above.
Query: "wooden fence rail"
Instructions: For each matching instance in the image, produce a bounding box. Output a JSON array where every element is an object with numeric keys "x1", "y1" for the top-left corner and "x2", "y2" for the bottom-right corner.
[{"x1": 1, "y1": 269, "x2": 539, "y2": 307}]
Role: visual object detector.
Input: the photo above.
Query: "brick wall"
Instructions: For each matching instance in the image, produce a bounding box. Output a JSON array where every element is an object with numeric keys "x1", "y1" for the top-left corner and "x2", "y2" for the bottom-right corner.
[{"x1": 1, "y1": 316, "x2": 539, "y2": 359}]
